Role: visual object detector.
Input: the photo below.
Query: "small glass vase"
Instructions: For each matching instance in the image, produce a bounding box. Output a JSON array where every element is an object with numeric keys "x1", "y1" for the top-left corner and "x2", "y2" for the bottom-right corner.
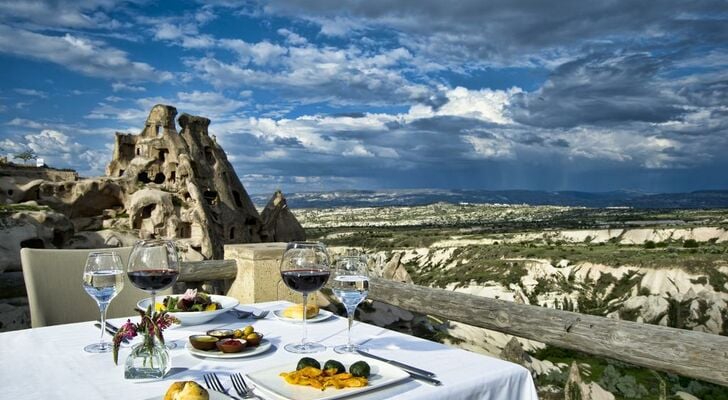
[{"x1": 124, "y1": 335, "x2": 170, "y2": 379}]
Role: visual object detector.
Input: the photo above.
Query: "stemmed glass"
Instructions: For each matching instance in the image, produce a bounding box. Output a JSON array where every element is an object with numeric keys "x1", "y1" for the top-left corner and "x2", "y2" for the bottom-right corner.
[
  {"x1": 126, "y1": 239, "x2": 179, "y2": 315},
  {"x1": 83, "y1": 251, "x2": 124, "y2": 353},
  {"x1": 330, "y1": 253, "x2": 369, "y2": 353},
  {"x1": 279, "y1": 242, "x2": 331, "y2": 353}
]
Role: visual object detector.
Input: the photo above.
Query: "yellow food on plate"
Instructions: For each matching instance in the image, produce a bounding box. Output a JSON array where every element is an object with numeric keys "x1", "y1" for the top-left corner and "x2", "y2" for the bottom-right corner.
[
  {"x1": 282, "y1": 303, "x2": 319, "y2": 319},
  {"x1": 280, "y1": 366, "x2": 368, "y2": 391},
  {"x1": 155, "y1": 302, "x2": 167, "y2": 312},
  {"x1": 164, "y1": 381, "x2": 209, "y2": 400}
]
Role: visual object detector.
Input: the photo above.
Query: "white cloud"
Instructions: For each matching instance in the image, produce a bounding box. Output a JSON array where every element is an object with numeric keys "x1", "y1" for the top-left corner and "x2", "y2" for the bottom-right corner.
[
  {"x1": 463, "y1": 135, "x2": 515, "y2": 160},
  {"x1": 406, "y1": 86, "x2": 520, "y2": 125},
  {"x1": 14, "y1": 88, "x2": 48, "y2": 98},
  {"x1": 111, "y1": 82, "x2": 146, "y2": 92},
  {"x1": 7, "y1": 118, "x2": 45, "y2": 129},
  {"x1": 0, "y1": 24, "x2": 171, "y2": 81}
]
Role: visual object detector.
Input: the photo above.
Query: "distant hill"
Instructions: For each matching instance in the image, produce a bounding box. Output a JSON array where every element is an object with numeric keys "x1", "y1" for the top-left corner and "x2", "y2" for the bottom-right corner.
[{"x1": 252, "y1": 189, "x2": 728, "y2": 209}]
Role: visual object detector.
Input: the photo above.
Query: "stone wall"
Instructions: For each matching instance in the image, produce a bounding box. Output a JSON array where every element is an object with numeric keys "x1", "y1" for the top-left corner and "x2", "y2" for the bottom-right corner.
[{"x1": 0, "y1": 164, "x2": 78, "y2": 183}]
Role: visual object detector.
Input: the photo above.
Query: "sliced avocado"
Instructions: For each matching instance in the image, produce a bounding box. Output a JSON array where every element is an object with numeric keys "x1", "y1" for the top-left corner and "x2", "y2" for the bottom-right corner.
[
  {"x1": 349, "y1": 361, "x2": 371, "y2": 378},
  {"x1": 323, "y1": 360, "x2": 346, "y2": 374},
  {"x1": 296, "y1": 357, "x2": 321, "y2": 371}
]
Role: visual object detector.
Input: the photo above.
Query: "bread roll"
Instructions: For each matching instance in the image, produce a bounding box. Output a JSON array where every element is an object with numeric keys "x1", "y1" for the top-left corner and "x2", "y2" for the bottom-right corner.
[
  {"x1": 164, "y1": 381, "x2": 209, "y2": 400},
  {"x1": 282, "y1": 303, "x2": 319, "y2": 319}
]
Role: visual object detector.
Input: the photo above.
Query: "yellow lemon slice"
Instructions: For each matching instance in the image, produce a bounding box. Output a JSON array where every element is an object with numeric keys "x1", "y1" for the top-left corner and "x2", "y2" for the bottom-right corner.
[{"x1": 204, "y1": 304, "x2": 218, "y2": 311}]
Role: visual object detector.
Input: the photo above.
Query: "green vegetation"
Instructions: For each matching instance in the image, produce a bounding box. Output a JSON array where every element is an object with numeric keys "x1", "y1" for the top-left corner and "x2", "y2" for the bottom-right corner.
[
  {"x1": 0, "y1": 203, "x2": 49, "y2": 216},
  {"x1": 532, "y1": 346, "x2": 728, "y2": 400}
]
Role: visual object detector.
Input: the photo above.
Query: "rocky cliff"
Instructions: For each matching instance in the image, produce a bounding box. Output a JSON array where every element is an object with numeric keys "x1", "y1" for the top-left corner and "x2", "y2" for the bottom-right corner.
[{"x1": 0, "y1": 104, "x2": 305, "y2": 331}]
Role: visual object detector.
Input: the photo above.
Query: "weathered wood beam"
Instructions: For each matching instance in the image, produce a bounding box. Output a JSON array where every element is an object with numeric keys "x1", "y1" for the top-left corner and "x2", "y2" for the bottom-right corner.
[
  {"x1": 178, "y1": 259, "x2": 236, "y2": 282},
  {"x1": 368, "y1": 278, "x2": 728, "y2": 387}
]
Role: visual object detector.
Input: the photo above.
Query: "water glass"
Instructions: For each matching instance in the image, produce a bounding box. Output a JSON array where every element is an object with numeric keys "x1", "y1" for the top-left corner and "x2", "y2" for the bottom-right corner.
[
  {"x1": 83, "y1": 251, "x2": 124, "y2": 353},
  {"x1": 331, "y1": 253, "x2": 369, "y2": 353}
]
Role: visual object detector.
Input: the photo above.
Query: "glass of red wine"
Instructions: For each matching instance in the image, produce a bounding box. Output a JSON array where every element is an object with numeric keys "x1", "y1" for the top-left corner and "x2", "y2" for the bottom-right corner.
[
  {"x1": 127, "y1": 239, "x2": 179, "y2": 318},
  {"x1": 280, "y1": 241, "x2": 331, "y2": 353}
]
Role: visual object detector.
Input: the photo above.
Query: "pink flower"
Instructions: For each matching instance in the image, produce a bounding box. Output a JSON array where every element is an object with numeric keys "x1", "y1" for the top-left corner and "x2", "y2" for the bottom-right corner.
[{"x1": 181, "y1": 289, "x2": 197, "y2": 301}]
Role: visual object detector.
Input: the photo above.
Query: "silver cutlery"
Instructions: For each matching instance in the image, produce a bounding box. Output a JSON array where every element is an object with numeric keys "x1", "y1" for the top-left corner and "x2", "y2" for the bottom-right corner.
[
  {"x1": 356, "y1": 349, "x2": 437, "y2": 378},
  {"x1": 94, "y1": 321, "x2": 128, "y2": 343},
  {"x1": 235, "y1": 309, "x2": 269, "y2": 319},
  {"x1": 231, "y1": 372, "x2": 258, "y2": 398},
  {"x1": 203, "y1": 373, "x2": 242, "y2": 400},
  {"x1": 404, "y1": 370, "x2": 443, "y2": 386}
]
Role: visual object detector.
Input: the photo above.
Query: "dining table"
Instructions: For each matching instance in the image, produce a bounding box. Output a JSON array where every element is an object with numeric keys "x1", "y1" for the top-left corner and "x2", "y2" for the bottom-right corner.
[{"x1": 1, "y1": 300, "x2": 538, "y2": 399}]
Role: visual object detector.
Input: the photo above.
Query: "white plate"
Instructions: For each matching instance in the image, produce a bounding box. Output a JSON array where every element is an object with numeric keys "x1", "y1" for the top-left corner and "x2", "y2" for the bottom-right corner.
[
  {"x1": 272, "y1": 308, "x2": 334, "y2": 323},
  {"x1": 137, "y1": 295, "x2": 239, "y2": 326},
  {"x1": 145, "y1": 389, "x2": 231, "y2": 400},
  {"x1": 246, "y1": 354, "x2": 410, "y2": 400},
  {"x1": 185, "y1": 339, "x2": 272, "y2": 359}
]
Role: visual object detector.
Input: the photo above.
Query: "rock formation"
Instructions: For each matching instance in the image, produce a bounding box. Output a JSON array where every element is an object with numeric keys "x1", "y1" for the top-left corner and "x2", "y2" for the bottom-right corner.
[
  {"x1": 0, "y1": 104, "x2": 306, "y2": 331},
  {"x1": 259, "y1": 190, "x2": 305, "y2": 242},
  {"x1": 2, "y1": 104, "x2": 304, "y2": 260}
]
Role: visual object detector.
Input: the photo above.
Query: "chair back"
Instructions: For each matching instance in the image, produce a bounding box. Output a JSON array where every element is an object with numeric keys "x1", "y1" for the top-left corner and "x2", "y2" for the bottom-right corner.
[{"x1": 20, "y1": 247, "x2": 172, "y2": 328}]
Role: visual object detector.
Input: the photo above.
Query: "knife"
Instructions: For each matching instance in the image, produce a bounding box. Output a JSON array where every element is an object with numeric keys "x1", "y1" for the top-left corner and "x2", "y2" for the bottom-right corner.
[
  {"x1": 356, "y1": 349, "x2": 437, "y2": 378},
  {"x1": 406, "y1": 370, "x2": 442, "y2": 386},
  {"x1": 95, "y1": 321, "x2": 128, "y2": 343}
]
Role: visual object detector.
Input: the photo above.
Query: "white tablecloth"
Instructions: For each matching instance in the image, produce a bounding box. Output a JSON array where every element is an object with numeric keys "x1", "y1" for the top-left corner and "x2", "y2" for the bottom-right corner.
[{"x1": 1, "y1": 301, "x2": 538, "y2": 399}]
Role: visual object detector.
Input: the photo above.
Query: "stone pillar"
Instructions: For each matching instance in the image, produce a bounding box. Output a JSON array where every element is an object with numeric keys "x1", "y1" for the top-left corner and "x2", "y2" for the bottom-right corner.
[{"x1": 224, "y1": 243, "x2": 301, "y2": 304}]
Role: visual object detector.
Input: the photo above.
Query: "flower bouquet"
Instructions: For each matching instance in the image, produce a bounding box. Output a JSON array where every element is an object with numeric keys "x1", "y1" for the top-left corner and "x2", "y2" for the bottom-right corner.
[{"x1": 112, "y1": 306, "x2": 179, "y2": 379}]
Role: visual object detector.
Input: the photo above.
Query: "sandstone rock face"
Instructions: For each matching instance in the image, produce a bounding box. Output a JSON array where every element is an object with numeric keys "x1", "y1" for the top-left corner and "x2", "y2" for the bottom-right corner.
[
  {"x1": 259, "y1": 190, "x2": 305, "y2": 242},
  {"x1": 0, "y1": 104, "x2": 307, "y2": 332},
  {"x1": 101, "y1": 105, "x2": 266, "y2": 259},
  {"x1": 0, "y1": 206, "x2": 74, "y2": 272}
]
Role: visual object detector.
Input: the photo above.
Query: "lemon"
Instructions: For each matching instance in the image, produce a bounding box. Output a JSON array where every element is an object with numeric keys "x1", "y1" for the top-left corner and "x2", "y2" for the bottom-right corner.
[{"x1": 204, "y1": 304, "x2": 217, "y2": 312}]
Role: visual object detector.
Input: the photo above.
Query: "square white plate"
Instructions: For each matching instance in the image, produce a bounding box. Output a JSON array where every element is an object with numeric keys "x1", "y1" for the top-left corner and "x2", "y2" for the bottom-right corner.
[{"x1": 246, "y1": 354, "x2": 410, "y2": 400}]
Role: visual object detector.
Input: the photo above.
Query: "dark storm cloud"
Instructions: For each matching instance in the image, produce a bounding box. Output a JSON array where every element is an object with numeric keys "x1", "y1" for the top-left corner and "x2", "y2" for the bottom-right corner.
[
  {"x1": 264, "y1": 0, "x2": 728, "y2": 65},
  {"x1": 509, "y1": 52, "x2": 686, "y2": 128},
  {"x1": 273, "y1": 136, "x2": 303, "y2": 147}
]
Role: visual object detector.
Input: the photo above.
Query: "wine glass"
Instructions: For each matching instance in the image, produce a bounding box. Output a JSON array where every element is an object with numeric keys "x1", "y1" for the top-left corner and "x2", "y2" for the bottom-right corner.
[
  {"x1": 330, "y1": 253, "x2": 369, "y2": 353},
  {"x1": 280, "y1": 241, "x2": 331, "y2": 353},
  {"x1": 83, "y1": 251, "x2": 124, "y2": 353},
  {"x1": 127, "y1": 239, "x2": 179, "y2": 316}
]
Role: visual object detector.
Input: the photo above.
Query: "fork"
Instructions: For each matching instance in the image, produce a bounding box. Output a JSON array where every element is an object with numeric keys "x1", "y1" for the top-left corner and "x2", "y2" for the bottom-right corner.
[
  {"x1": 203, "y1": 373, "x2": 242, "y2": 400},
  {"x1": 231, "y1": 372, "x2": 258, "y2": 398},
  {"x1": 235, "y1": 310, "x2": 269, "y2": 320}
]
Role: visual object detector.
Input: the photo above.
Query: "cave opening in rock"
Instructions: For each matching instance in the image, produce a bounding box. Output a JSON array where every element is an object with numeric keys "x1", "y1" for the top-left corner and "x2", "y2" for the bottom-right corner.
[
  {"x1": 204, "y1": 147, "x2": 215, "y2": 164},
  {"x1": 153, "y1": 172, "x2": 165, "y2": 184},
  {"x1": 119, "y1": 169, "x2": 125, "y2": 177},
  {"x1": 233, "y1": 191, "x2": 243, "y2": 208},
  {"x1": 137, "y1": 171, "x2": 151, "y2": 183},
  {"x1": 20, "y1": 238, "x2": 45, "y2": 248},
  {"x1": 141, "y1": 204, "x2": 155, "y2": 218},
  {"x1": 229, "y1": 227, "x2": 235, "y2": 239},
  {"x1": 169, "y1": 171, "x2": 176, "y2": 182},
  {"x1": 158, "y1": 148, "x2": 168, "y2": 162},
  {"x1": 203, "y1": 190, "x2": 218, "y2": 205},
  {"x1": 178, "y1": 222, "x2": 191, "y2": 239}
]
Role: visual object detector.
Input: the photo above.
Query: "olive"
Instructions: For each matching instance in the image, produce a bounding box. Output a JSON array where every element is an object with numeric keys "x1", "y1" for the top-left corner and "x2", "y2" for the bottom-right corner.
[
  {"x1": 323, "y1": 360, "x2": 346, "y2": 374},
  {"x1": 245, "y1": 332, "x2": 262, "y2": 346},
  {"x1": 349, "y1": 361, "x2": 371, "y2": 378},
  {"x1": 297, "y1": 357, "x2": 321, "y2": 370},
  {"x1": 242, "y1": 325, "x2": 255, "y2": 336}
]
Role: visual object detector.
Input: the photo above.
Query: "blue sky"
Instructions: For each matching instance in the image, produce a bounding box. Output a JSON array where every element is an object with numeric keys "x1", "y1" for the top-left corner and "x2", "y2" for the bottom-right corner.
[{"x1": 0, "y1": 0, "x2": 727, "y2": 195}]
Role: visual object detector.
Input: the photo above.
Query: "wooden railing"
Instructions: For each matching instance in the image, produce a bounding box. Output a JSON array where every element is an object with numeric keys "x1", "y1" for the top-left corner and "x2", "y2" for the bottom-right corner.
[{"x1": 173, "y1": 261, "x2": 728, "y2": 387}]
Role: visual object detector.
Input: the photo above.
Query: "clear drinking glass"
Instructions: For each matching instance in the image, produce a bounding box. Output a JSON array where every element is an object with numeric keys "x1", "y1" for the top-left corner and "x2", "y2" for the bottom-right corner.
[
  {"x1": 127, "y1": 239, "x2": 179, "y2": 315},
  {"x1": 83, "y1": 251, "x2": 124, "y2": 353},
  {"x1": 279, "y1": 241, "x2": 331, "y2": 353},
  {"x1": 331, "y1": 253, "x2": 369, "y2": 353}
]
